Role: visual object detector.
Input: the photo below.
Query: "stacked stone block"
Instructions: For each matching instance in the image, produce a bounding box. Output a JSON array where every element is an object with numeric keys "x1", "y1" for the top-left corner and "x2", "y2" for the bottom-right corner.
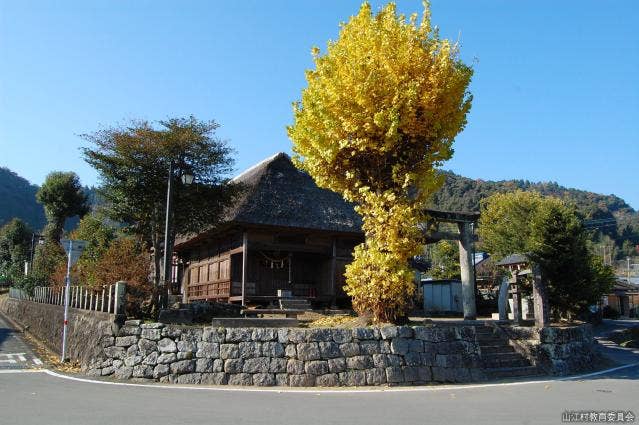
[
  {"x1": 500, "y1": 324, "x2": 600, "y2": 376},
  {"x1": 87, "y1": 322, "x2": 485, "y2": 386}
]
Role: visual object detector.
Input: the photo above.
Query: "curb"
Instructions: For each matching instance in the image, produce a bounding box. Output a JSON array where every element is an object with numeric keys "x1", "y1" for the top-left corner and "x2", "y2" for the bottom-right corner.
[{"x1": 24, "y1": 362, "x2": 639, "y2": 394}]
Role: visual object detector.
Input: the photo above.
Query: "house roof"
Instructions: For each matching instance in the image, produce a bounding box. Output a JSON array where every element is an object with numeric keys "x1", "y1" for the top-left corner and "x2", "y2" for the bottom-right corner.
[
  {"x1": 611, "y1": 279, "x2": 639, "y2": 294},
  {"x1": 473, "y1": 252, "x2": 490, "y2": 266},
  {"x1": 496, "y1": 253, "x2": 529, "y2": 266},
  {"x1": 175, "y1": 152, "x2": 363, "y2": 248}
]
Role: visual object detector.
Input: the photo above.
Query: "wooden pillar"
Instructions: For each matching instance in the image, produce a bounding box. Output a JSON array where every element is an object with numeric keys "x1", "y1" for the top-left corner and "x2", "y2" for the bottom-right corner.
[
  {"x1": 532, "y1": 264, "x2": 550, "y2": 328},
  {"x1": 288, "y1": 252, "x2": 293, "y2": 285},
  {"x1": 181, "y1": 264, "x2": 189, "y2": 304},
  {"x1": 457, "y1": 222, "x2": 477, "y2": 320},
  {"x1": 330, "y1": 238, "x2": 337, "y2": 309},
  {"x1": 241, "y1": 231, "x2": 247, "y2": 307}
]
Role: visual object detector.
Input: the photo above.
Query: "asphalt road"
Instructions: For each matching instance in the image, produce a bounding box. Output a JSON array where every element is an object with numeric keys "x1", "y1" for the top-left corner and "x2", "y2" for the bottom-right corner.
[
  {"x1": 0, "y1": 314, "x2": 42, "y2": 369},
  {"x1": 0, "y1": 315, "x2": 637, "y2": 425}
]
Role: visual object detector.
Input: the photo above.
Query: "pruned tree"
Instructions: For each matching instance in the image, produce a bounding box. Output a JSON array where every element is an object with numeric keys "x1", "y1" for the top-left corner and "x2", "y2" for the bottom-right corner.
[
  {"x1": 36, "y1": 171, "x2": 89, "y2": 242},
  {"x1": 81, "y1": 116, "x2": 241, "y2": 291},
  {"x1": 288, "y1": 2, "x2": 473, "y2": 322}
]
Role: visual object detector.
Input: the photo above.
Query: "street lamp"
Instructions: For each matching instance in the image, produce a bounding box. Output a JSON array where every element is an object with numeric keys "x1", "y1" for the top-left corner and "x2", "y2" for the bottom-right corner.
[
  {"x1": 161, "y1": 162, "x2": 194, "y2": 309},
  {"x1": 181, "y1": 172, "x2": 194, "y2": 185}
]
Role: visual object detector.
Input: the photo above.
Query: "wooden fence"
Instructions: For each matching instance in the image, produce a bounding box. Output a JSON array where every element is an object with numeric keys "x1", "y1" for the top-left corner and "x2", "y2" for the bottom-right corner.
[{"x1": 9, "y1": 282, "x2": 126, "y2": 315}]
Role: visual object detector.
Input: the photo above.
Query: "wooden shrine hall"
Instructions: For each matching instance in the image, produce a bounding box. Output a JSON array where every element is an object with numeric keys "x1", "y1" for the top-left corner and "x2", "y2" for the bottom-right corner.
[
  {"x1": 173, "y1": 153, "x2": 364, "y2": 307},
  {"x1": 174, "y1": 152, "x2": 480, "y2": 317}
]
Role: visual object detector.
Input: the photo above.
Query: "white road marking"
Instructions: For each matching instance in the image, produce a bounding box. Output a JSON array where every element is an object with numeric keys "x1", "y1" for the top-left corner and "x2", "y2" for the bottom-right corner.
[
  {"x1": 0, "y1": 353, "x2": 27, "y2": 363},
  {"x1": 35, "y1": 362, "x2": 639, "y2": 394},
  {"x1": 32, "y1": 358, "x2": 43, "y2": 365},
  {"x1": 0, "y1": 369, "x2": 43, "y2": 374}
]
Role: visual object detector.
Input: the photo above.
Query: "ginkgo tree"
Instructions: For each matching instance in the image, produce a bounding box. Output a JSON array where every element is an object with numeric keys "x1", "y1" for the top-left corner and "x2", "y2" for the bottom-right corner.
[{"x1": 288, "y1": 2, "x2": 473, "y2": 323}]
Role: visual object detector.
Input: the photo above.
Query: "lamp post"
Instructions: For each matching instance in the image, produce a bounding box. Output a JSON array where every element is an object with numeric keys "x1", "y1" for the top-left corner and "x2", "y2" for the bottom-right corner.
[
  {"x1": 161, "y1": 161, "x2": 194, "y2": 309},
  {"x1": 26, "y1": 233, "x2": 44, "y2": 276}
]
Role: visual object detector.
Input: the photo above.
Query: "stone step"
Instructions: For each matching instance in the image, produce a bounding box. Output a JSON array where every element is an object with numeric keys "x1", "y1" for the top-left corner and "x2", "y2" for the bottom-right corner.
[
  {"x1": 476, "y1": 335, "x2": 506, "y2": 344},
  {"x1": 482, "y1": 353, "x2": 531, "y2": 369},
  {"x1": 475, "y1": 327, "x2": 497, "y2": 334},
  {"x1": 278, "y1": 298, "x2": 312, "y2": 310},
  {"x1": 479, "y1": 344, "x2": 516, "y2": 354},
  {"x1": 483, "y1": 366, "x2": 541, "y2": 380},
  {"x1": 280, "y1": 304, "x2": 311, "y2": 310}
]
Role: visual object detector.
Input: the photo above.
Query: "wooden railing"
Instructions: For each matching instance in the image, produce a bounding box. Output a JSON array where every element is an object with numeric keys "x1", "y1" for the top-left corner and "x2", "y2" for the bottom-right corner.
[{"x1": 9, "y1": 283, "x2": 126, "y2": 314}]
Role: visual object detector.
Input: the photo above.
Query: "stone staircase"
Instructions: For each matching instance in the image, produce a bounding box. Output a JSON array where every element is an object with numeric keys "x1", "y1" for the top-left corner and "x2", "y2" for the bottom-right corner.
[
  {"x1": 475, "y1": 325, "x2": 542, "y2": 380},
  {"x1": 278, "y1": 297, "x2": 312, "y2": 311}
]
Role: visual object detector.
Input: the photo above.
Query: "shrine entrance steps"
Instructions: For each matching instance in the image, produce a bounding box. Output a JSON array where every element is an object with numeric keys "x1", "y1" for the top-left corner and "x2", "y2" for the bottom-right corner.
[
  {"x1": 278, "y1": 297, "x2": 312, "y2": 310},
  {"x1": 475, "y1": 325, "x2": 542, "y2": 380}
]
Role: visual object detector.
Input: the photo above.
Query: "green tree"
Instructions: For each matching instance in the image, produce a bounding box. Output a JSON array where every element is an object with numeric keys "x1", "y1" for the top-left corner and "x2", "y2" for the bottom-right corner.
[
  {"x1": 36, "y1": 171, "x2": 89, "y2": 242},
  {"x1": 0, "y1": 218, "x2": 32, "y2": 284},
  {"x1": 429, "y1": 240, "x2": 460, "y2": 280},
  {"x1": 288, "y1": 2, "x2": 473, "y2": 323},
  {"x1": 68, "y1": 212, "x2": 117, "y2": 287},
  {"x1": 81, "y1": 116, "x2": 241, "y2": 289},
  {"x1": 31, "y1": 239, "x2": 66, "y2": 286},
  {"x1": 477, "y1": 191, "x2": 541, "y2": 258},
  {"x1": 479, "y1": 191, "x2": 615, "y2": 318}
]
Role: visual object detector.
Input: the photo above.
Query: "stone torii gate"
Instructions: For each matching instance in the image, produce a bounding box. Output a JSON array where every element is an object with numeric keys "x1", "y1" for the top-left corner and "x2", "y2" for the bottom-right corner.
[{"x1": 422, "y1": 209, "x2": 480, "y2": 320}]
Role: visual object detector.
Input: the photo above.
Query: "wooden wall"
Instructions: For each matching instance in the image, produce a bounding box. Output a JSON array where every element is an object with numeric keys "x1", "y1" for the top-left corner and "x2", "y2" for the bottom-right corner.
[{"x1": 181, "y1": 227, "x2": 362, "y2": 304}]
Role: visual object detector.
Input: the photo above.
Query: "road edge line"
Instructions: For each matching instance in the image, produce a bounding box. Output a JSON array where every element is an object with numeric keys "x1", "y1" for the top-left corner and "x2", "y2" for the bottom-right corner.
[{"x1": 38, "y1": 362, "x2": 639, "y2": 394}]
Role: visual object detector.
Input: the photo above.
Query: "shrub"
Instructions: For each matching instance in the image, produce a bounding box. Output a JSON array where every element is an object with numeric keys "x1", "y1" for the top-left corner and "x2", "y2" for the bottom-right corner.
[{"x1": 91, "y1": 237, "x2": 153, "y2": 318}]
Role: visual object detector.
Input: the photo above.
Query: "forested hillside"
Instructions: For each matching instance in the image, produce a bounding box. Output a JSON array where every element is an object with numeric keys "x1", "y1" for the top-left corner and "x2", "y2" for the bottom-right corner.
[
  {"x1": 430, "y1": 171, "x2": 639, "y2": 259},
  {"x1": 0, "y1": 167, "x2": 47, "y2": 230},
  {"x1": 2, "y1": 166, "x2": 637, "y2": 259}
]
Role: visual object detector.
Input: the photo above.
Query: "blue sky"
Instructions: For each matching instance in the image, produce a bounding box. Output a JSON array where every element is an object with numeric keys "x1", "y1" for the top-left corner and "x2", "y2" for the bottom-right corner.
[{"x1": 1, "y1": 1, "x2": 637, "y2": 208}]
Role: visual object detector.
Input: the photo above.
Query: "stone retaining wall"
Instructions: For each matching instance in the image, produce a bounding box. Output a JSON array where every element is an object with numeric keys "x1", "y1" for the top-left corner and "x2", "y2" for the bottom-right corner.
[
  {"x1": 499, "y1": 324, "x2": 600, "y2": 375},
  {"x1": 0, "y1": 296, "x2": 116, "y2": 366},
  {"x1": 86, "y1": 321, "x2": 486, "y2": 386},
  {"x1": 0, "y1": 296, "x2": 601, "y2": 386}
]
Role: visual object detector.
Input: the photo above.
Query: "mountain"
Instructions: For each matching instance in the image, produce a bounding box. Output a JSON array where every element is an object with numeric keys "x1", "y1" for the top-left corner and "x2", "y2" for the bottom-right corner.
[
  {"x1": 1, "y1": 166, "x2": 637, "y2": 258},
  {"x1": 0, "y1": 167, "x2": 99, "y2": 232},
  {"x1": 429, "y1": 171, "x2": 639, "y2": 258},
  {"x1": 0, "y1": 167, "x2": 47, "y2": 230},
  {"x1": 431, "y1": 171, "x2": 634, "y2": 216}
]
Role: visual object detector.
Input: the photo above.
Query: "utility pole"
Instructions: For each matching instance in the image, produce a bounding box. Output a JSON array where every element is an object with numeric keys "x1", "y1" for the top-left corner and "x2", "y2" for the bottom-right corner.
[{"x1": 628, "y1": 257, "x2": 631, "y2": 282}]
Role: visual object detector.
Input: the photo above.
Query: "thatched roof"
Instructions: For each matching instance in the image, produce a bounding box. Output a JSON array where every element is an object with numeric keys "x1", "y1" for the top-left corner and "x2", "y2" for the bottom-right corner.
[{"x1": 176, "y1": 153, "x2": 362, "y2": 247}]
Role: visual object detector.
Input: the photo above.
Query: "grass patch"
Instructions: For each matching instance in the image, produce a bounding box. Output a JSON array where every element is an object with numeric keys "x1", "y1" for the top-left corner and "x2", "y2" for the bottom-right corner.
[{"x1": 308, "y1": 315, "x2": 371, "y2": 328}]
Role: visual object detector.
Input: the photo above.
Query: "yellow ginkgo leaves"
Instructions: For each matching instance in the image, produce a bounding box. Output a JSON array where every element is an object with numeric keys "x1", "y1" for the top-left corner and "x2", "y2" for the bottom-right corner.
[{"x1": 288, "y1": 2, "x2": 473, "y2": 323}]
